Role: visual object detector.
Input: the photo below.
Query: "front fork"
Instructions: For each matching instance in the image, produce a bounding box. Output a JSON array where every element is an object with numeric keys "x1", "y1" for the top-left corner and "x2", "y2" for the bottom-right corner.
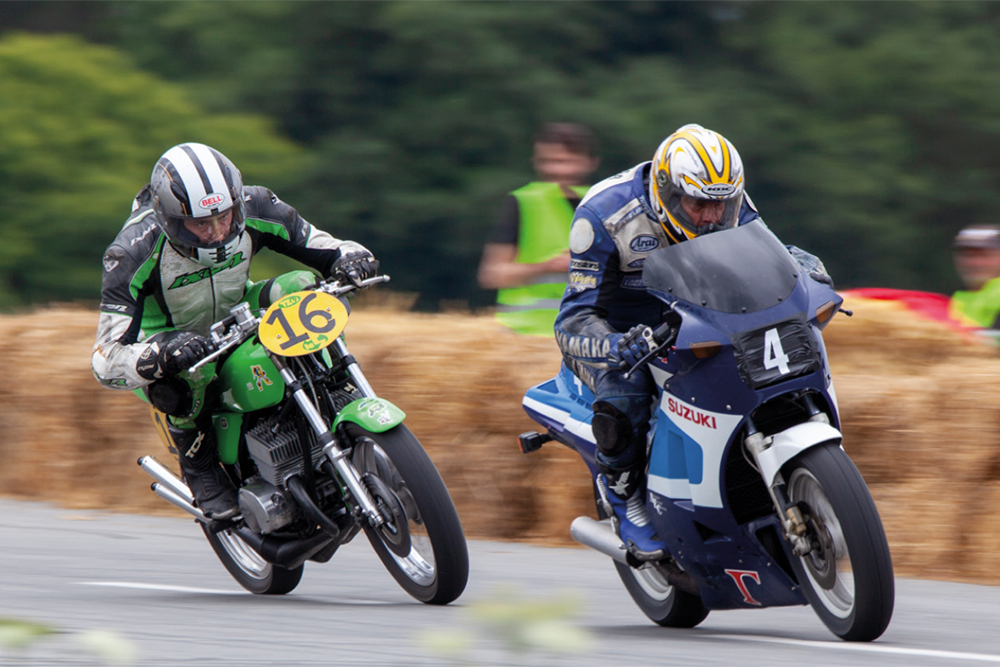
[
  {"x1": 270, "y1": 343, "x2": 385, "y2": 528},
  {"x1": 743, "y1": 407, "x2": 831, "y2": 558}
]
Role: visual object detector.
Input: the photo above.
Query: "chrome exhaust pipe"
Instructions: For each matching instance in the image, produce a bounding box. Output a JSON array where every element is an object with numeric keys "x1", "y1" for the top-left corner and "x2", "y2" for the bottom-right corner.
[
  {"x1": 152, "y1": 483, "x2": 207, "y2": 522},
  {"x1": 138, "y1": 456, "x2": 193, "y2": 503},
  {"x1": 138, "y1": 456, "x2": 206, "y2": 522},
  {"x1": 570, "y1": 516, "x2": 629, "y2": 564}
]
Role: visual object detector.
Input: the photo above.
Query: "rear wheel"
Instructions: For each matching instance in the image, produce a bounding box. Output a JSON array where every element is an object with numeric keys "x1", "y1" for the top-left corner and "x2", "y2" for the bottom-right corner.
[
  {"x1": 784, "y1": 444, "x2": 894, "y2": 641},
  {"x1": 614, "y1": 559, "x2": 709, "y2": 628},
  {"x1": 202, "y1": 524, "x2": 304, "y2": 595},
  {"x1": 594, "y1": 486, "x2": 709, "y2": 628},
  {"x1": 346, "y1": 423, "x2": 469, "y2": 605}
]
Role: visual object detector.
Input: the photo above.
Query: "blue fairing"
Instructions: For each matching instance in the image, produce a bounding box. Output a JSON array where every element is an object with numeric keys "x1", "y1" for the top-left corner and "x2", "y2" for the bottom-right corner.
[{"x1": 522, "y1": 221, "x2": 845, "y2": 611}]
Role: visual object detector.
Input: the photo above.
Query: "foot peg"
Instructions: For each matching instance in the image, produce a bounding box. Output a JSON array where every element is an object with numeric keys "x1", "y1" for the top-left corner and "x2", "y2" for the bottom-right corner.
[{"x1": 518, "y1": 431, "x2": 551, "y2": 454}]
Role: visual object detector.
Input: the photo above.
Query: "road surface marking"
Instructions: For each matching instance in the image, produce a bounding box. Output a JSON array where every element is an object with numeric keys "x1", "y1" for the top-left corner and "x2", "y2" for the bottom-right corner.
[{"x1": 709, "y1": 634, "x2": 1000, "y2": 663}]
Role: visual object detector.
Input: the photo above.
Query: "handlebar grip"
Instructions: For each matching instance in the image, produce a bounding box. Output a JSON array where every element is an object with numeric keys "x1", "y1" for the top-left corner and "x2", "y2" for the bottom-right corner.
[{"x1": 652, "y1": 322, "x2": 676, "y2": 346}]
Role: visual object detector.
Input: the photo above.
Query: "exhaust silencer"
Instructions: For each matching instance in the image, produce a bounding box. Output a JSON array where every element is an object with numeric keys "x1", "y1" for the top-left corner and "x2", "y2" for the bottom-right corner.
[
  {"x1": 138, "y1": 456, "x2": 206, "y2": 522},
  {"x1": 570, "y1": 516, "x2": 629, "y2": 564},
  {"x1": 138, "y1": 456, "x2": 192, "y2": 502},
  {"x1": 571, "y1": 516, "x2": 701, "y2": 596}
]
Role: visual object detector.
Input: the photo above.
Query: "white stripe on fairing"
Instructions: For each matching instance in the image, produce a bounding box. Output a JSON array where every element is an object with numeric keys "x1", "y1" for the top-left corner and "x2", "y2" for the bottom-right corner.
[
  {"x1": 706, "y1": 634, "x2": 1000, "y2": 664},
  {"x1": 522, "y1": 396, "x2": 596, "y2": 444},
  {"x1": 647, "y1": 474, "x2": 693, "y2": 501},
  {"x1": 163, "y1": 145, "x2": 209, "y2": 204}
]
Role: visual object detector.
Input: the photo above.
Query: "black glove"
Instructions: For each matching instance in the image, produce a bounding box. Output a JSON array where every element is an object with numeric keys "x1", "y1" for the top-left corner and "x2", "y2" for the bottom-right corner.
[
  {"x1": 332, "y1": 250, "x2": 379, "y2": 286},
  {"x1": 137, "y1": 332, "x2": 216, "y2": 380},
  {"x1": 608, "y1": 325, "x2": 656, "y2": 370}
]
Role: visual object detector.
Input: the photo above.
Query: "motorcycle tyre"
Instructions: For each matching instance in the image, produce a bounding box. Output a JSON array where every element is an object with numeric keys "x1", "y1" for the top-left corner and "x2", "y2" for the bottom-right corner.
[
  {"x1": 784, "y1": 444, "x2": 894, "y2": 642},
  {"x1": 345, "y1": 423, "x2": 469, "y2": 605},
  {"x1": 201, "y1": 524, "x2": 305, "y2": 595},
  {"x1": 595, "y1": 488, "x2": 709, "y2": 628}
]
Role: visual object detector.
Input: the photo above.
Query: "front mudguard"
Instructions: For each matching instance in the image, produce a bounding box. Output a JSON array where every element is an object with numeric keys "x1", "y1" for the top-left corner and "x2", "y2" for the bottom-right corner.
[
  {"x1": 332, "y1": 397, "x2": 406, "y2": 433},
  {"x1": 755, "y1": 421, "x2": 843, "y2": 487}
]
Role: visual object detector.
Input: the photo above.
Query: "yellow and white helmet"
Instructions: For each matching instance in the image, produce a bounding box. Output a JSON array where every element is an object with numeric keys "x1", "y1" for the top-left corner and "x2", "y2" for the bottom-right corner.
[{"x1": 648, "y1": 124, "x2": 745, "y2": 243}]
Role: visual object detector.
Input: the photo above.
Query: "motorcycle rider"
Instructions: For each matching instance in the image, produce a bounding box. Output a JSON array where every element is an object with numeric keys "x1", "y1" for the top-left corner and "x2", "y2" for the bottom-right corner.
[
  {"x1": 555, "y1": 124, "x2": 828, "y2": 559},
  {"x1": 92, "y1": 142, "x2": 379, "y2": 520}
]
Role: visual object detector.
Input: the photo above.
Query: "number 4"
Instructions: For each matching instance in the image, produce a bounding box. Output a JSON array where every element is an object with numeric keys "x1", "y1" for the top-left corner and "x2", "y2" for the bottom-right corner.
[{"x1": 763, "y1": 328, "x2": 790, "y2": 375}]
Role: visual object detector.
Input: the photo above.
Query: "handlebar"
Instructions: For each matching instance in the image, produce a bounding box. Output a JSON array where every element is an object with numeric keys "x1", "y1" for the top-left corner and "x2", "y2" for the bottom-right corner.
[{"x1": 187, "y1": 274, "x2": 390, "y2": 373}]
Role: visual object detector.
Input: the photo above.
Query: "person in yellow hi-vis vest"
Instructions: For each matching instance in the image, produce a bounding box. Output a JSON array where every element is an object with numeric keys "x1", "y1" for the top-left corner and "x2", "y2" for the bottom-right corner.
[
  {"x1": 950, "y1": 224, "x2": 1000, "y2": 337},
  {"x1": 478, "y1": 123, "x2": 600, "y2": 336}
]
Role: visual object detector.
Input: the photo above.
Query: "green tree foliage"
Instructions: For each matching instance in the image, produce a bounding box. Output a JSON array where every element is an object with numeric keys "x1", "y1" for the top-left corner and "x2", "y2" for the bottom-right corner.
[
  {"x1": 106, "y1": 2, "x2": 733, "y2": 308},
  {"x1": 719, "y1": 2, "x2": 1000, "y2": 290},
  {"x1": 0, "y1": 32, "x2": 300, "y2": 308},
  {"x1": 5, "y1": 3, "x2": 1000, "y2": 309}
]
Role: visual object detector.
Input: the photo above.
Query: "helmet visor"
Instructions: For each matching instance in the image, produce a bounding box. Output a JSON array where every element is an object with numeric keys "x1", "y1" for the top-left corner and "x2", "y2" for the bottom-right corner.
[{"x1": 666, "y1": 192, "x2": 742, "y2": 238}]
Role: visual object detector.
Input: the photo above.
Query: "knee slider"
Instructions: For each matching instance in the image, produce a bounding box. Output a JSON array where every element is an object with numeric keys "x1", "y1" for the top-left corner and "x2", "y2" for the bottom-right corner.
[{"x1": 592, "y1": 401, "x2": 633, "y2": 457}]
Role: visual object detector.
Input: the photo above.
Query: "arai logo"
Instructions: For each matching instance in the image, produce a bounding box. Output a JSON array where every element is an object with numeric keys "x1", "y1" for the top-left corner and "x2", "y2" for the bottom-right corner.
[
  {"x1": 199, "y1": 193, "x2": 226, "y2": 209},
  {"x1": 701, "y1": 183, "x2": 735, "y2": 197},
  {"x1": 630, "y1": 235, "x2": 660, "y2": 253}
]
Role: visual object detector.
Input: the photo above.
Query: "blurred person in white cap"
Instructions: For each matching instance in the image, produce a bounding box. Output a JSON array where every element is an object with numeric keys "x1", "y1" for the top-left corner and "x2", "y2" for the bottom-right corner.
[{"x1": 950, "y1": 224, "x2": 1000, "y2": 332}]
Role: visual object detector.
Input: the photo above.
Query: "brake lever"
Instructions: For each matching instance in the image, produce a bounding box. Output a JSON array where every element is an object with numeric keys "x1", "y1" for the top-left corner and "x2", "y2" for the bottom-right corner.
[
  {"x1": 321, "y1": 274, "x2": 391, "y2": 296},
  {"x1": 623, "y1": 323, "x2": 678, "y2": 380}
]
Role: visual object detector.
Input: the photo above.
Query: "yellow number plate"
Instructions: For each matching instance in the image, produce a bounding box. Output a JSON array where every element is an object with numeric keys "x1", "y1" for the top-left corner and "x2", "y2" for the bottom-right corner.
[{"x1": 259, "y1": 291, "x2": 349, "y2": 357}]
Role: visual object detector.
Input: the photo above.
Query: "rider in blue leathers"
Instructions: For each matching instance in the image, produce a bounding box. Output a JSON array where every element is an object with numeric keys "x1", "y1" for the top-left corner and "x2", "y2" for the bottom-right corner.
[{"x1": 554, "y1": 124, "x2": 828, "y2": 559}]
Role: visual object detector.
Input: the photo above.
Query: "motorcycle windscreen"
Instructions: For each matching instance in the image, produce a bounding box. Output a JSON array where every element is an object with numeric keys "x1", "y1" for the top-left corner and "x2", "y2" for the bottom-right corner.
[{"x1": 642, "y1": 220, "x2": 800, "y2": 314}]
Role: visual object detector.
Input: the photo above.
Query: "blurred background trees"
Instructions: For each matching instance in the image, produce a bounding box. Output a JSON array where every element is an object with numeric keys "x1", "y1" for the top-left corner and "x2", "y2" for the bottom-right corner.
[{"x1": 1, "y1": 1, "x2": 999, "y2": 310}]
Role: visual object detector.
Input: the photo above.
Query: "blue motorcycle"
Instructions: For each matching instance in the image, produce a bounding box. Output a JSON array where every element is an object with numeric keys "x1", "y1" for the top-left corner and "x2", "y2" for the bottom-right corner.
[{"x1": 520, "y1": 221, "x2": 894, "y2": 641}]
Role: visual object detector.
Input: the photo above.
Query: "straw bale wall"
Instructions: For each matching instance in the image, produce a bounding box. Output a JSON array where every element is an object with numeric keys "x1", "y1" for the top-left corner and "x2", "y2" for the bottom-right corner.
[{"x1": 1, "y1": 295, "x2": 999, "y2": 585}]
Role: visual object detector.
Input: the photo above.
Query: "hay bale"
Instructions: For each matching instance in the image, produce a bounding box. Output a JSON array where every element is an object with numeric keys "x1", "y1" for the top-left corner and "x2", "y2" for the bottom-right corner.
[{"x1": 2, "y1": 296, "x2": 999, "y2": 584}]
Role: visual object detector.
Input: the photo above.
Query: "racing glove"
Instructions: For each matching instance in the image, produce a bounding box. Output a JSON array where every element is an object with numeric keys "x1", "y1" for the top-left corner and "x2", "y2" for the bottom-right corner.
[
  {"x1": 608, "y1": 325, "x2": 657, "y2": 371},
  {"x1": 331, "y1": 249, "x2": 380, "y2": 286},
  {"x1": 788, "y1": 245, "x2": 834, "y2": 289},
  {"x1": 136, "y1": 332, "x2": 216, "y2": 380}
]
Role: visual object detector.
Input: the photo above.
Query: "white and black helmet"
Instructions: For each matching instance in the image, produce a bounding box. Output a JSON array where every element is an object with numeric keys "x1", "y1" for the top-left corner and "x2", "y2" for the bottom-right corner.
[
  {"x1": 648, "y1": 124, "x2": 745, "y2": 243},
  {"x1": 150, "y1": 142, "x2": 246, "y2": 267}
]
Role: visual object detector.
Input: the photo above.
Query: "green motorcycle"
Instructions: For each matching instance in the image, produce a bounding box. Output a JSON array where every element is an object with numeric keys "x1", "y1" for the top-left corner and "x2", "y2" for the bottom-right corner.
[{"x1": 138, "y1": 275, "x2": 469, "y2": 604}]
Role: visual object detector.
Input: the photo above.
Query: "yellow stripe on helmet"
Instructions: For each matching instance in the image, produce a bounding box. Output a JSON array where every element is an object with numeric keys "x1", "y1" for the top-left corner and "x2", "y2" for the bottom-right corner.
[{"x1": 670, "y1": 128, "x2": 731, "y2": 184}]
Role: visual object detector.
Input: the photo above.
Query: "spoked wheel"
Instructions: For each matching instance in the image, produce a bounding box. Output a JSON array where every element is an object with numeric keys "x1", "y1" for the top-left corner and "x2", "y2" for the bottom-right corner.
[
  {"x1": 346, "y1": 423, "x2": 469, "y2": 605},
  {"x1": 785, "y1": 444, "x2": 894, "y2": 641},
  {"x1": 202, "y1": 524, "x2": 304, "y2": 595},
  {"x1": 594, "y1": 486, "x2": 709, "y2": 628}
]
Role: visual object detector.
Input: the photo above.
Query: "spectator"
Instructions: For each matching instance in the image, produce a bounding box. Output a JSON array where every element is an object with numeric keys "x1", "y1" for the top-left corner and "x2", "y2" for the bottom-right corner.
[
  {"x1": 478, "y1": 123, "x2": 600, "y2": 336},
  {"x1": 950, "y1": 224, "x2": 1000, "y2": 333}
]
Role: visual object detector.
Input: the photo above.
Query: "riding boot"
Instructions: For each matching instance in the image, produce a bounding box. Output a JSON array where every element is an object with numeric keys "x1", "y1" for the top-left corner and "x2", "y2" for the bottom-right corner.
[
  {"x1": 597, "y1": 456, "x2": 665, "y2": 560},
  {"x1": 169, "y1": 423, "x2": 239, "y2": 520}
]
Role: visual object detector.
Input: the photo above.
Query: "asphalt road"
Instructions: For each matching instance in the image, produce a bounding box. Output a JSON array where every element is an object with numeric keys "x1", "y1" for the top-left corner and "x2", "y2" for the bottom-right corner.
[{"x1": 2, "y1": 498, "x2": 999, "y2": 666}]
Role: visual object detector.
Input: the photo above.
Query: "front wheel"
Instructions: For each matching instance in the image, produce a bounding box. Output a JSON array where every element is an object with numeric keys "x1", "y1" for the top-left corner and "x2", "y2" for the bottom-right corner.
[
  {"x1": 345, "y1": 423, "x2": 469, "y2": 605},
  {"x1": 202, "y1": 524, "x2": 304, "y2": 595},
  {"x1": 784, "y1": 444, "x2": 894, "y2": 641}
]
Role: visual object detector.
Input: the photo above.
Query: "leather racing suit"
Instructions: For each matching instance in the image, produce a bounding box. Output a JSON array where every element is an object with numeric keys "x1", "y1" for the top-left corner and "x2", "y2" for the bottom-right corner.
[
  {"x1": 554, "y1": 161, "x2": 820, "y2": 500},
  {"x1": 92, "y1": 184, "x2": 369, "y2": 410}
]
